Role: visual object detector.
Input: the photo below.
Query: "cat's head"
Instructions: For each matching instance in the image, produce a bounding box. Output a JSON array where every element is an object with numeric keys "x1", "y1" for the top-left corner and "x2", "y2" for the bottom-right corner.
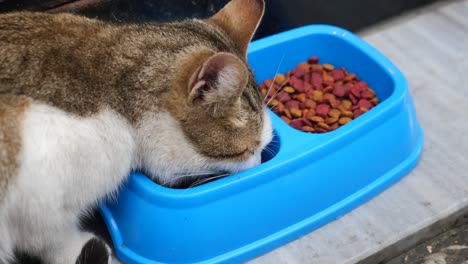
[{"x1": 138, "y1": 0, "x2": 273, "y2": 187}]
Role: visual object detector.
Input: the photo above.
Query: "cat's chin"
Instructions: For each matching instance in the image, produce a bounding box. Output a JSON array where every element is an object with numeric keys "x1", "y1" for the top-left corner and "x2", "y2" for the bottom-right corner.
[
  {"x1": 226, "y1": 152, "x2": 262, "y2": 173},
  {"x1": 148, "y1": 152, "x2": 262, "y2": 188}
]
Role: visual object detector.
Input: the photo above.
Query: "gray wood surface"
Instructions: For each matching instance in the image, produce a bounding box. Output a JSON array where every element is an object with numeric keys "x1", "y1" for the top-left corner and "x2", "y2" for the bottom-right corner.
[
  {"x1": 248, "y1": 0, "x2": 468, "y2": 263},
  {"x1": 108, "y1": 1, "x2": 467, "y2": 263}
]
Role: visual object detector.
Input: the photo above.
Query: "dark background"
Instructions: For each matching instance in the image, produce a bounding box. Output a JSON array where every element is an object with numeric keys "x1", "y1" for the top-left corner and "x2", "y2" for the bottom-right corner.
[{"x1": 0, "y1": 0, "x2": 440, "y2": 40}]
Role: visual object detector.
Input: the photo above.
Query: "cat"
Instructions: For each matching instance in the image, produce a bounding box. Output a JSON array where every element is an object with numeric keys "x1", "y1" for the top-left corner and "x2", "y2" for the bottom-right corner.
[{"x1": 0, "y1": 0, "x2": 273, "y2": 263}]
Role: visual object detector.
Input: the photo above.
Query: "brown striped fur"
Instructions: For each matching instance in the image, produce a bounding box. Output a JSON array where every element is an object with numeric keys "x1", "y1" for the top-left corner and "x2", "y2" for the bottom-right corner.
[
  {"x1": 0, "y1": 95, "x2": 30, "y2": 200},
  {"x1": 0, "y1": 1, "x2": 270, "y2": 261},
  {"x1": 0, "y1": 0, "x2": 266, "y2": 181}
]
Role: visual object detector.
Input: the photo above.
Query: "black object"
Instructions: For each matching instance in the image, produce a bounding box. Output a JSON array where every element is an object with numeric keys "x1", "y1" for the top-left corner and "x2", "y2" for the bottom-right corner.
[{"x1": 75, "y1": 237, "x2": 111, "y2": 264}]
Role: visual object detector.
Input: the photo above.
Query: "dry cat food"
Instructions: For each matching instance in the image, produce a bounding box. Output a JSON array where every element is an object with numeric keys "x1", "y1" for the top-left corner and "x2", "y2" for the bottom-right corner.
[{"x1": 260, "y1": 56, "x2": 380, "y2": 133}]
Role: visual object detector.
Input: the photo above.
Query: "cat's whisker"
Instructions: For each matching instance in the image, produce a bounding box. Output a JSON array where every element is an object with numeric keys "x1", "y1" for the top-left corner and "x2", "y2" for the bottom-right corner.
[
  {"x1": 269, "y1": 137, "x2": 280, "y2": 143},
  {"x1": 265, "y1": 78, "x2": 288, "y2": 107},
  {"x1": 194, "y1": 173, "x2": 230, "y2": 185},
  {"x1": 269, "y1": 140, "x2": 279, "y2": 145},
  {"x1": 160, "y1": 175, "x2": 197, "y2": 187},
  {"x1": 268, "y1": 100, "x2": 280, "y2": 111},
  {"x1": 160, "y1": 171, "x2": 219, "y2": 186},
  {"x1": 263, "y1": 52, "x2": 286, "y2": 102},
  {"x1": 184, "y1": 173, "x2": 231, "y2": 191},
  {"x1": 263, "y1": 146, "x2": 276, "y2": 157},
  {"x1": 111, "y1": 12, "x2": 118, "y2": 22},
  {"x1": 262, "y1": 149, "x2": 272, "y2": 158}
]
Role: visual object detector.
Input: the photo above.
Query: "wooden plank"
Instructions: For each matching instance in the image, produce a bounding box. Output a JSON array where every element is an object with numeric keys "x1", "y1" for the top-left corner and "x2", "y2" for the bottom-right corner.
[
  {"x1": 438, "y1": 0, "x2": 468, "y2": 31},
  {"x1": 249, "y1": 0, "x2": 468, "y2": 263}
]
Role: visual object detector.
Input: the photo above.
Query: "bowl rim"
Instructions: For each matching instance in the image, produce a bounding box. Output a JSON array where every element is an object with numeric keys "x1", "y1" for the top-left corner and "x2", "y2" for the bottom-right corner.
[{"x1": 119, "y1": 24, "x2": 409, "y2": 204}]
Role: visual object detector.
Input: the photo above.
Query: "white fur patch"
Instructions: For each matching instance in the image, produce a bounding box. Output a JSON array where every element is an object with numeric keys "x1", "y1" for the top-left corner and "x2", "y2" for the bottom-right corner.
[
  {"x1": 0, "y1": 103, "x2": 135, "y2": 263},
  {"x1": 0, "y1": 102, "x2": 273, "y2": 262},
  {"x1": 260, "y1": 108, "x2": 273, "y2": 150},
  {"x1": 136, "y1": 108, "x2": 273, "y2": 186},
  {"x1": 214, "y1": 65, "x2": 243, "y2": 96}
]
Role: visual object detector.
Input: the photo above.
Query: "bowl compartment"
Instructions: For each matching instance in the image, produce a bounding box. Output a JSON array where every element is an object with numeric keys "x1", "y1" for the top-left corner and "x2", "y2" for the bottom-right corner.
[{"x1": 100, "y1": 25, "x2": 423, "y2": 264}]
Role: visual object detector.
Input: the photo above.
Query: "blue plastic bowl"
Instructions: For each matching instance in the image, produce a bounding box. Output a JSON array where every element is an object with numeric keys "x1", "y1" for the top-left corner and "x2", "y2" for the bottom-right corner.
[{"x1": 100, "y1": 25, "x2": 423, "y2": 264}]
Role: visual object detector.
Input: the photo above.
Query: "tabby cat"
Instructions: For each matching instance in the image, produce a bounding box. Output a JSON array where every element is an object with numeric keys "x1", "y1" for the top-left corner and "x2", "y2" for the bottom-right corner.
[{"x1": 0, "y1": 0, "x2": 273, "y2": 262}]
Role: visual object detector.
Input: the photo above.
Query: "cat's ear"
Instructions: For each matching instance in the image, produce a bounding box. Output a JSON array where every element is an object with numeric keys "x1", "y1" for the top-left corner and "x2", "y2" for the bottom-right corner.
[
  {"x1": 188, "y1": 52, "x2": 248, "y2": 116},
  {"x1": 208, "y1": 0, "x2": 265, "y2": 56}
]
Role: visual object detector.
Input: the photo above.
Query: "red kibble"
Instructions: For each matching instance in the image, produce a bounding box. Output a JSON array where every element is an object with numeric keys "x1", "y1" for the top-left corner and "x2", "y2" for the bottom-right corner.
[
  {"x1": 343, "y1": 83, "x2": 352, "y2": 94},
  {"x1": 308, "y1": 56, "x2": 319, "y2": 64},
  {"x1": 289, "y1": 75, "x2": 299, "y2": 86},
  {"x1": 333, "y1": 84, "x2": 346, "y2": 97},
  {"x1": 303, "y1": 82, "x2": 312, "y2": 92},
  {"x1": 315, "y1": 127, "x2": 329, "y2": 133},
  {"x1": 277, "y1": 91, "x2": 291, "y2": 102},
  {"x1": 293, "y1": 66, "x2": 308, "y2": 78},
  {"x1": 310, "y1": 64, "x2": 323, "y2": 73},
  {"x1": 316, "y1": 104, "x2": 330, "y2": 117},
  {"x1": 271, "y1": 84, "x2": 281, "y2": 91},
  {"x1": 361, "y1": 90, "x2": 375, "y2": 99},
  {"x1": 311, "y1": 72, "x2": 322, "y2": 89},
  {"x1": 332, "y1": 69, "x2": 345, "y2": 81},
  {"x1": 350, "y1": 86, "x2": 361, "y2": 98},
  {"x1": 349, "y1": 93, "x2": 358, "y2": 104},
  {"x1": 353, "y1": 109, "x2": 363, "y2": 118},
  {"x1": 357, "y1": 99, "x2": 372, "y2": 109},
  {"x1": 285, "y1": 100, "x2": 300, "y2": 110},
  {"x1": 303, "y1": 72, "x2": 311, "y2": 84},
  {"x1": 261, "y1": 56, "x2": 380, "y2": 133},
  {"x1": 301, "y1": 118, "x2": 313, "y2": 127},
  {"x1": 356, "y1": 81, "x2": 368, "y2": 91},
  {"x1": 289, "y1": 119, "x2": 304, "y2": 130},
  {"x1": 294, "y1": 79, "x2": 305, "y2": 93}
]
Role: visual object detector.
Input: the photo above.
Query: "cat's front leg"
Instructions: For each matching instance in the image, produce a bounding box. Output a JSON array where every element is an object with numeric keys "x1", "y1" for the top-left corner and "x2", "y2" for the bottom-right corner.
[{"x1": 43, "y1": 230, "x2": 111, "y2": 264}]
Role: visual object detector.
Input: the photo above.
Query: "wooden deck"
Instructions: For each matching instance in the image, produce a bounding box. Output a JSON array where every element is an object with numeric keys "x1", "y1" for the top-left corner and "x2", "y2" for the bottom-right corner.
[
  {"x1": 108, "y1": 1, "x2": 467, "y2": 263},
  {"x1": 249, "y1": 0, "x2": 468, "y2": 263}
]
